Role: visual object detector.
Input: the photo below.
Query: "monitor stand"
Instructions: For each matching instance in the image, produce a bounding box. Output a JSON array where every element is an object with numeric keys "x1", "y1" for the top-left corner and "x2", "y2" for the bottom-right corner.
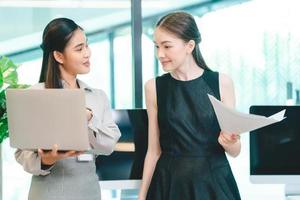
[{"x1": 285, "y1": 184, "x2": 300, "y2": 198}]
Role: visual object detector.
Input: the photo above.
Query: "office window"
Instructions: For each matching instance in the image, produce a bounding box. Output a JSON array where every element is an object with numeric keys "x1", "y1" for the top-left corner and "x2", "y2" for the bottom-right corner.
[
  {"x1": 114, "y1": 29, "x2": 133, "y2": 109},
  {"x1": 17, "y1": 58, "x2": 42, "y2": 85}
]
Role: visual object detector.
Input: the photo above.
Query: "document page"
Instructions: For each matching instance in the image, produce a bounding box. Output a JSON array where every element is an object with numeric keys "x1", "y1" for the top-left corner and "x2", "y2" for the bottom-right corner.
[{"x1": 208, "y1": 94, "x2": 286, "y2": 134}]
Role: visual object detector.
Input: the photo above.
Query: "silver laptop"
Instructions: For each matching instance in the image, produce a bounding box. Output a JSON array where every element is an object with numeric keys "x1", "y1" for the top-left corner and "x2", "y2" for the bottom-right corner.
[{"x1": 6, "y1": 89, "x2": 90, "y2": 151}]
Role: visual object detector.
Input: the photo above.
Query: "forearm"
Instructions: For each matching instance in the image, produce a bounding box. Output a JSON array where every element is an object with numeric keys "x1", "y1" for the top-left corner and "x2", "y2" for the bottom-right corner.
[
  {"x1": 139, "y1": 151, "x2": 161, "y2": 199},
  {"x1": 88, "y1": 126, "x2": 121, "y2": 155},
  {"x1": 87, "y1": 110, "x2": 121, "y2": 155},
  {"x1": 15, "y1": 149, "x2": 51, "y2": 176}
]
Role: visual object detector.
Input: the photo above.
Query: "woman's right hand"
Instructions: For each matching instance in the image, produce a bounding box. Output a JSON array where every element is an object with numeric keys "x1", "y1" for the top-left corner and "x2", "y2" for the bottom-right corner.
[
  {"x1": 38, "y1": 144, "x2": 83, "y2": 165},
  {"x1": 137, "y1": 195, "x2": 146, "y2": 200}
]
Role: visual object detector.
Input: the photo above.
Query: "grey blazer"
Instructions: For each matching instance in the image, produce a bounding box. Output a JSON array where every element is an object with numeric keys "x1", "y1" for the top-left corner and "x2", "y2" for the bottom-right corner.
[{"x1": 15, "y1": 80, "x2": 121, "y2": 200}]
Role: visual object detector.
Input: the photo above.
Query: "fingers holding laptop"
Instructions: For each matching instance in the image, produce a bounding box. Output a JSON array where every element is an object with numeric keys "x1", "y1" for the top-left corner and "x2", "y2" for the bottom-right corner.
[
  {"x1": 86, "y1": 108, "x2": 93, "y2": 121},
  {"x1": 38, "y1": 144, "x2": 83, "y2": 165}
]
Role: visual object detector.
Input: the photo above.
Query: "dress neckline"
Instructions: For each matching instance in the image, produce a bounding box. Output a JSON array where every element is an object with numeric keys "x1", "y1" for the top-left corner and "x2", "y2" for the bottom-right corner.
[{"x1": 169, "y1": 70, "x2": 206, "y2": 83}]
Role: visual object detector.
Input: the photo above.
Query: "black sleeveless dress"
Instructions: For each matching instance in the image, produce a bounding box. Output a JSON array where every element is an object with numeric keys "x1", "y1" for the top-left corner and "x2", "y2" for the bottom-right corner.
[{"x1": 146, "y1": 70, "x2": 241, "y2": 200}]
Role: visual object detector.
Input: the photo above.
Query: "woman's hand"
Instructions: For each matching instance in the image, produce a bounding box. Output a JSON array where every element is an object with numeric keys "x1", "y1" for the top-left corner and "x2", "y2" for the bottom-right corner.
[
  {"x1": 86, "y1": 108, "x2": 93, "y2": 121},
  {"x1": 38, "y1": 144, "x2": 83, "y2": 165},
  {"x1": 218, "y1": 132, "x2": 241, "y2": 157},
  {"x1": 218, "y1": 132, "x2": 240, "y2": 146}
]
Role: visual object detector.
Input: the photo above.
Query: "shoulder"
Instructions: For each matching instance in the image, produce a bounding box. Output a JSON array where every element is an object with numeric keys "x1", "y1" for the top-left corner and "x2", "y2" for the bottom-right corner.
[
  {"x1": 29, "y1": 82, "x2": 45, "y2": 89},
  {"x1": 219, "y1": 73, "x2": 234, "y2": 88},
  {"x1": 149, "y1": 73, "x2": 170, "y2": 90},
  {"x1": 93, "y1": 88, "x2": 109, "y2": 100},
  {"x1": 145, "y1": 78, "x2": 158, "y2": 109},
  {"x1": 219, "y1": 73, "x2": 235, "y2": 105},
  {"x1": 78, "y1": 79, "x2": 109, "y2": 100},
  {"x1": 144, "y1": 78, "x2": 156, "y2": 94}
]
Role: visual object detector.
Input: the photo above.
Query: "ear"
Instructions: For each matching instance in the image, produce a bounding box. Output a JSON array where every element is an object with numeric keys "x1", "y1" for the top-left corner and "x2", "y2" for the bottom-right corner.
[
  {"x1": 53, "y1": 51, "x2": 64, "y2": 64},
  {"x1": 186, "y1": 40, "x2": 196, "y2": 54}
]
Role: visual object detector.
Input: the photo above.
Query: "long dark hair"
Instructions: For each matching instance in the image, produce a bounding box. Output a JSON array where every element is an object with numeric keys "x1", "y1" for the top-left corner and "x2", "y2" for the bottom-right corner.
[
  {"x1": 156, "y1": 11, "x2": 210, "y2": 71},
  {"x1": 39, "y1": 18, "x2": 82, "y2": 88}
]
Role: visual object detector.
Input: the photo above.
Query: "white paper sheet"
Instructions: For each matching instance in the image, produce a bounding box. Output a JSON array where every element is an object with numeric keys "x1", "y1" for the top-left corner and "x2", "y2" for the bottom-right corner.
[{"x1": 208, "y1": 94, "x2": 286, "y2": 134}]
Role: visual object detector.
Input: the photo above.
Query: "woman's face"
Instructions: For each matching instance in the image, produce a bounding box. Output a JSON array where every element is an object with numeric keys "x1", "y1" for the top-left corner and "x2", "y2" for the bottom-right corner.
[
  {"x1": 153, "y1": 27, "x2": 191, "y2": 72},
  {"x1": 56, "y1": 29, "x2": 91, "y2": 76}
]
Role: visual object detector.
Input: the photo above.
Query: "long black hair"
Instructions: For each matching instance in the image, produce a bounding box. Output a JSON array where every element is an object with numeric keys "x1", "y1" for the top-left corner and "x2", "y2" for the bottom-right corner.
[
  {"x1": 156, "y1": 11, "x2": 210, "y2": 71},
  {"x1": 39, "y1": 18, "x2": 82, "y2": 88}
]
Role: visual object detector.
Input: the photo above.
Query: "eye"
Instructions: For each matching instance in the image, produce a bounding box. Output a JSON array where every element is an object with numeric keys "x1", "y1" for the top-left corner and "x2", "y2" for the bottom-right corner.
[
  {"x1": 164, "y1": 46, "x2": 171, "y2": 49},
  {"x1": 155, "y1": 45, "x2": 159, "y2": 49}
]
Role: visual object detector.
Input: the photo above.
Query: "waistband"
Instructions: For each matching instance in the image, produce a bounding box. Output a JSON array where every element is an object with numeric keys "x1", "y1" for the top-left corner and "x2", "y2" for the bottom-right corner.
[
  {"x1": 161, "y1": 151, "x2": 211, "y2": 158},
  {"x1": 160, "y1": 151, "x2": 229, "y2": 169}
]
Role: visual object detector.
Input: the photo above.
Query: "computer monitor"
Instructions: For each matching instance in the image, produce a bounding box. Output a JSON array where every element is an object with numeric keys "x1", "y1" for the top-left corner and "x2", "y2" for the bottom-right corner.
[
  {"x1": 96, "y1": 109, "x2": 148, "y2": 181},
  {"x1": 250, "y1": 106, "x2": 300, "y2": 195}
]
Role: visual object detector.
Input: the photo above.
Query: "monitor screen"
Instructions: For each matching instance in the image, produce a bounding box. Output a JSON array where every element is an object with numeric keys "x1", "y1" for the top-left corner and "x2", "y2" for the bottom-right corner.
[
  {"x1": 250, "y1": 106, "x2": 300, "y2": 183},
  {"x1": 96, "y1": 109, "x2": 148, "y2": 180}
]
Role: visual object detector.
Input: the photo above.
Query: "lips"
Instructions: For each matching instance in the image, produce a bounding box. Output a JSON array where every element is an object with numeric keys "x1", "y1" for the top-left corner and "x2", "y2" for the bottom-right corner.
[
  {"x1": 83, "y1": 61, "x2": 90, "y2": 67},
  {"x1": 161, "y1": 60, "x2": 171, "y2": 65}
]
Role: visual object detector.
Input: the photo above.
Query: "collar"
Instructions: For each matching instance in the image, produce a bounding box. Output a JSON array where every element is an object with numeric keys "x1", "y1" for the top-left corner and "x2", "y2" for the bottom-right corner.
[
  {"x1": 77, "y1": 79, "x2": 93, "y2": 92},
  {"x1": 60, "y1": 79, "x2": 93, "y2": 93}
]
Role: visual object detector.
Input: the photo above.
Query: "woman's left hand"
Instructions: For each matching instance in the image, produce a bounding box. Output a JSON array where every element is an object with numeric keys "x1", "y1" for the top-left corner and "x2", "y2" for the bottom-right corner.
[
  {"x1": 86, "y1": 108, "x2": 93, "y2": 121},
  {"x1": 218, "y1": 131, "x2": 240, "y2": 147}
]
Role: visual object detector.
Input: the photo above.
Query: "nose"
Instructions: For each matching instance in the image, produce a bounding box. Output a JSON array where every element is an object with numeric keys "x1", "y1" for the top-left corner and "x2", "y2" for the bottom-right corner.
[
  {"x1": 157, "y1": 48, "x2": 165, "y2": 59},
  {"x1": 84, "y1": 46, "x2": 91, "y2": 58}
]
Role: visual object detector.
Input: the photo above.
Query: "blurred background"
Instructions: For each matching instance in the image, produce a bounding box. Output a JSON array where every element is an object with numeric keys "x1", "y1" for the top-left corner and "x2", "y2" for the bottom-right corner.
[{"x1": 1, "y1": 0, "x2": 300, "y2": 199}]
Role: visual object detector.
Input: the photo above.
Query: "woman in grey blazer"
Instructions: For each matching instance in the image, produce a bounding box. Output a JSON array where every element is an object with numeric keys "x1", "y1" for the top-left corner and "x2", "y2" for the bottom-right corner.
[{"x1": 15, "y1": 18, "x2": 121, "y2": 200}]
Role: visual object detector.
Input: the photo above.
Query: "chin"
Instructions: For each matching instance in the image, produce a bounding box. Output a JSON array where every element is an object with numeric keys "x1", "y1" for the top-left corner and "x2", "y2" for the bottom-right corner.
[
  {"x1": 79, "y1": 69, "x2": 90, "y2": 74},
  {"x1": 162, "y1": 66, "x2": 174, "y2": 72}
]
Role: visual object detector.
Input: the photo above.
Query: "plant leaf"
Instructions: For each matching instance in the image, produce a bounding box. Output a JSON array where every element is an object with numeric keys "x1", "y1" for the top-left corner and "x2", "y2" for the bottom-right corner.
[{"x1": 0, "y1": 56, "x2": 27, "y2": 143}]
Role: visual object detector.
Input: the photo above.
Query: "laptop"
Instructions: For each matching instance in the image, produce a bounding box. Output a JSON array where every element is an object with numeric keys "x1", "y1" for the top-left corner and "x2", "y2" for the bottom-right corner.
[{"x1": 6, "y1": 89, "x2": 90, "y2": 151}]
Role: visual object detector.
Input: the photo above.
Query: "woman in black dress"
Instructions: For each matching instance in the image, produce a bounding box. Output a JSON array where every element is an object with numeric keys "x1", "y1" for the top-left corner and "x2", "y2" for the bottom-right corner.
[{"x1": 138, "y1": 11, "x2": 241, "y2": 200}]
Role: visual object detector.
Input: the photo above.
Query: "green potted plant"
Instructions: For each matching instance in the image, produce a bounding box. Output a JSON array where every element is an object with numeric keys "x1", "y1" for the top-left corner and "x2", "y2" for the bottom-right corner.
[
  {"x1": 0, "y1": 56, "x2": 29, "y2": 199},
  {"x1": 0, "y1": 56, "x2": 29, "y2": 143}
]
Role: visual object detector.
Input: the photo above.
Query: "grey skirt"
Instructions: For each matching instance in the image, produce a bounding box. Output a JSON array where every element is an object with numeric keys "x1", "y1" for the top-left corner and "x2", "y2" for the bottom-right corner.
[{"x1": 28, "y1": 157, "x2": 101, "y2": 200}]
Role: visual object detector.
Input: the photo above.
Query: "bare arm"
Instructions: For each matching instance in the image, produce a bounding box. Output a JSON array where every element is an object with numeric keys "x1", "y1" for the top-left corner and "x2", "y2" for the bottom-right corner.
[
  {"x1": 138, "y1": 79, "x2": 161, "y2": 200},
  {"x1": 218, "y1": 73, "x2": 241, "y2": 157}
]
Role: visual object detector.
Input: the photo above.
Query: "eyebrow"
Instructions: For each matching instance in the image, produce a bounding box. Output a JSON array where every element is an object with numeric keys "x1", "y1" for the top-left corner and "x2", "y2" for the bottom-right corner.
[
  {"x1": 73, "y1": 43, "x2": 84, "y2": 49},
  {"x1": 153, "y1": 41, "x2": 172, "y2": 45},
  {"x1": 73, "y1": 39, "x2": 89, "y2": 49}
]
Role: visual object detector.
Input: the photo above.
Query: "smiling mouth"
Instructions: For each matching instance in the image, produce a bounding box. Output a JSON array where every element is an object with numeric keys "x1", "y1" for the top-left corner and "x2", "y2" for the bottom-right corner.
[
  {"x1": 161, "y1": 61, "x2": 171, "y2": 65},
  {"x1": 83, "y1": 61, "x2": 90, "y2": 67}
]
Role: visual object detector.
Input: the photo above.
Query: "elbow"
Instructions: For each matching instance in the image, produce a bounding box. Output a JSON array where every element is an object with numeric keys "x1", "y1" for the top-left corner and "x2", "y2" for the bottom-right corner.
[
  {"x1": 146, "y1": 148, "x2": 161, "y2": 160},
  {"x1": 92, "y1": 128, "x2": 121, "y2": 155},
  {"x1": 101, "y1": 150, "x2": 114, "y2": 156},
  {"x1": 102, "y1": 144, "x2": 115, "y2": 155},
  {"x1": 103, "y1": 131, "x2": 121, "y2": 155},
  {"x1": 98, "y1": 138, "x2": 119, "y2": 155}
]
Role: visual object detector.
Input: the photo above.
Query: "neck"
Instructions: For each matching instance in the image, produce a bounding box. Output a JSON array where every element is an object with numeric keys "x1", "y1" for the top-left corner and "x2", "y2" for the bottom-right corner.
[
  {"x1": 62, "y1": 77, "x2": 78, "y2": 89},
  {"x1": 59, "y1": 67, "x2": 78, "y2": 89},
  {"x1": 171, "y1": 57, "x2": 204, "y2": 81}
]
